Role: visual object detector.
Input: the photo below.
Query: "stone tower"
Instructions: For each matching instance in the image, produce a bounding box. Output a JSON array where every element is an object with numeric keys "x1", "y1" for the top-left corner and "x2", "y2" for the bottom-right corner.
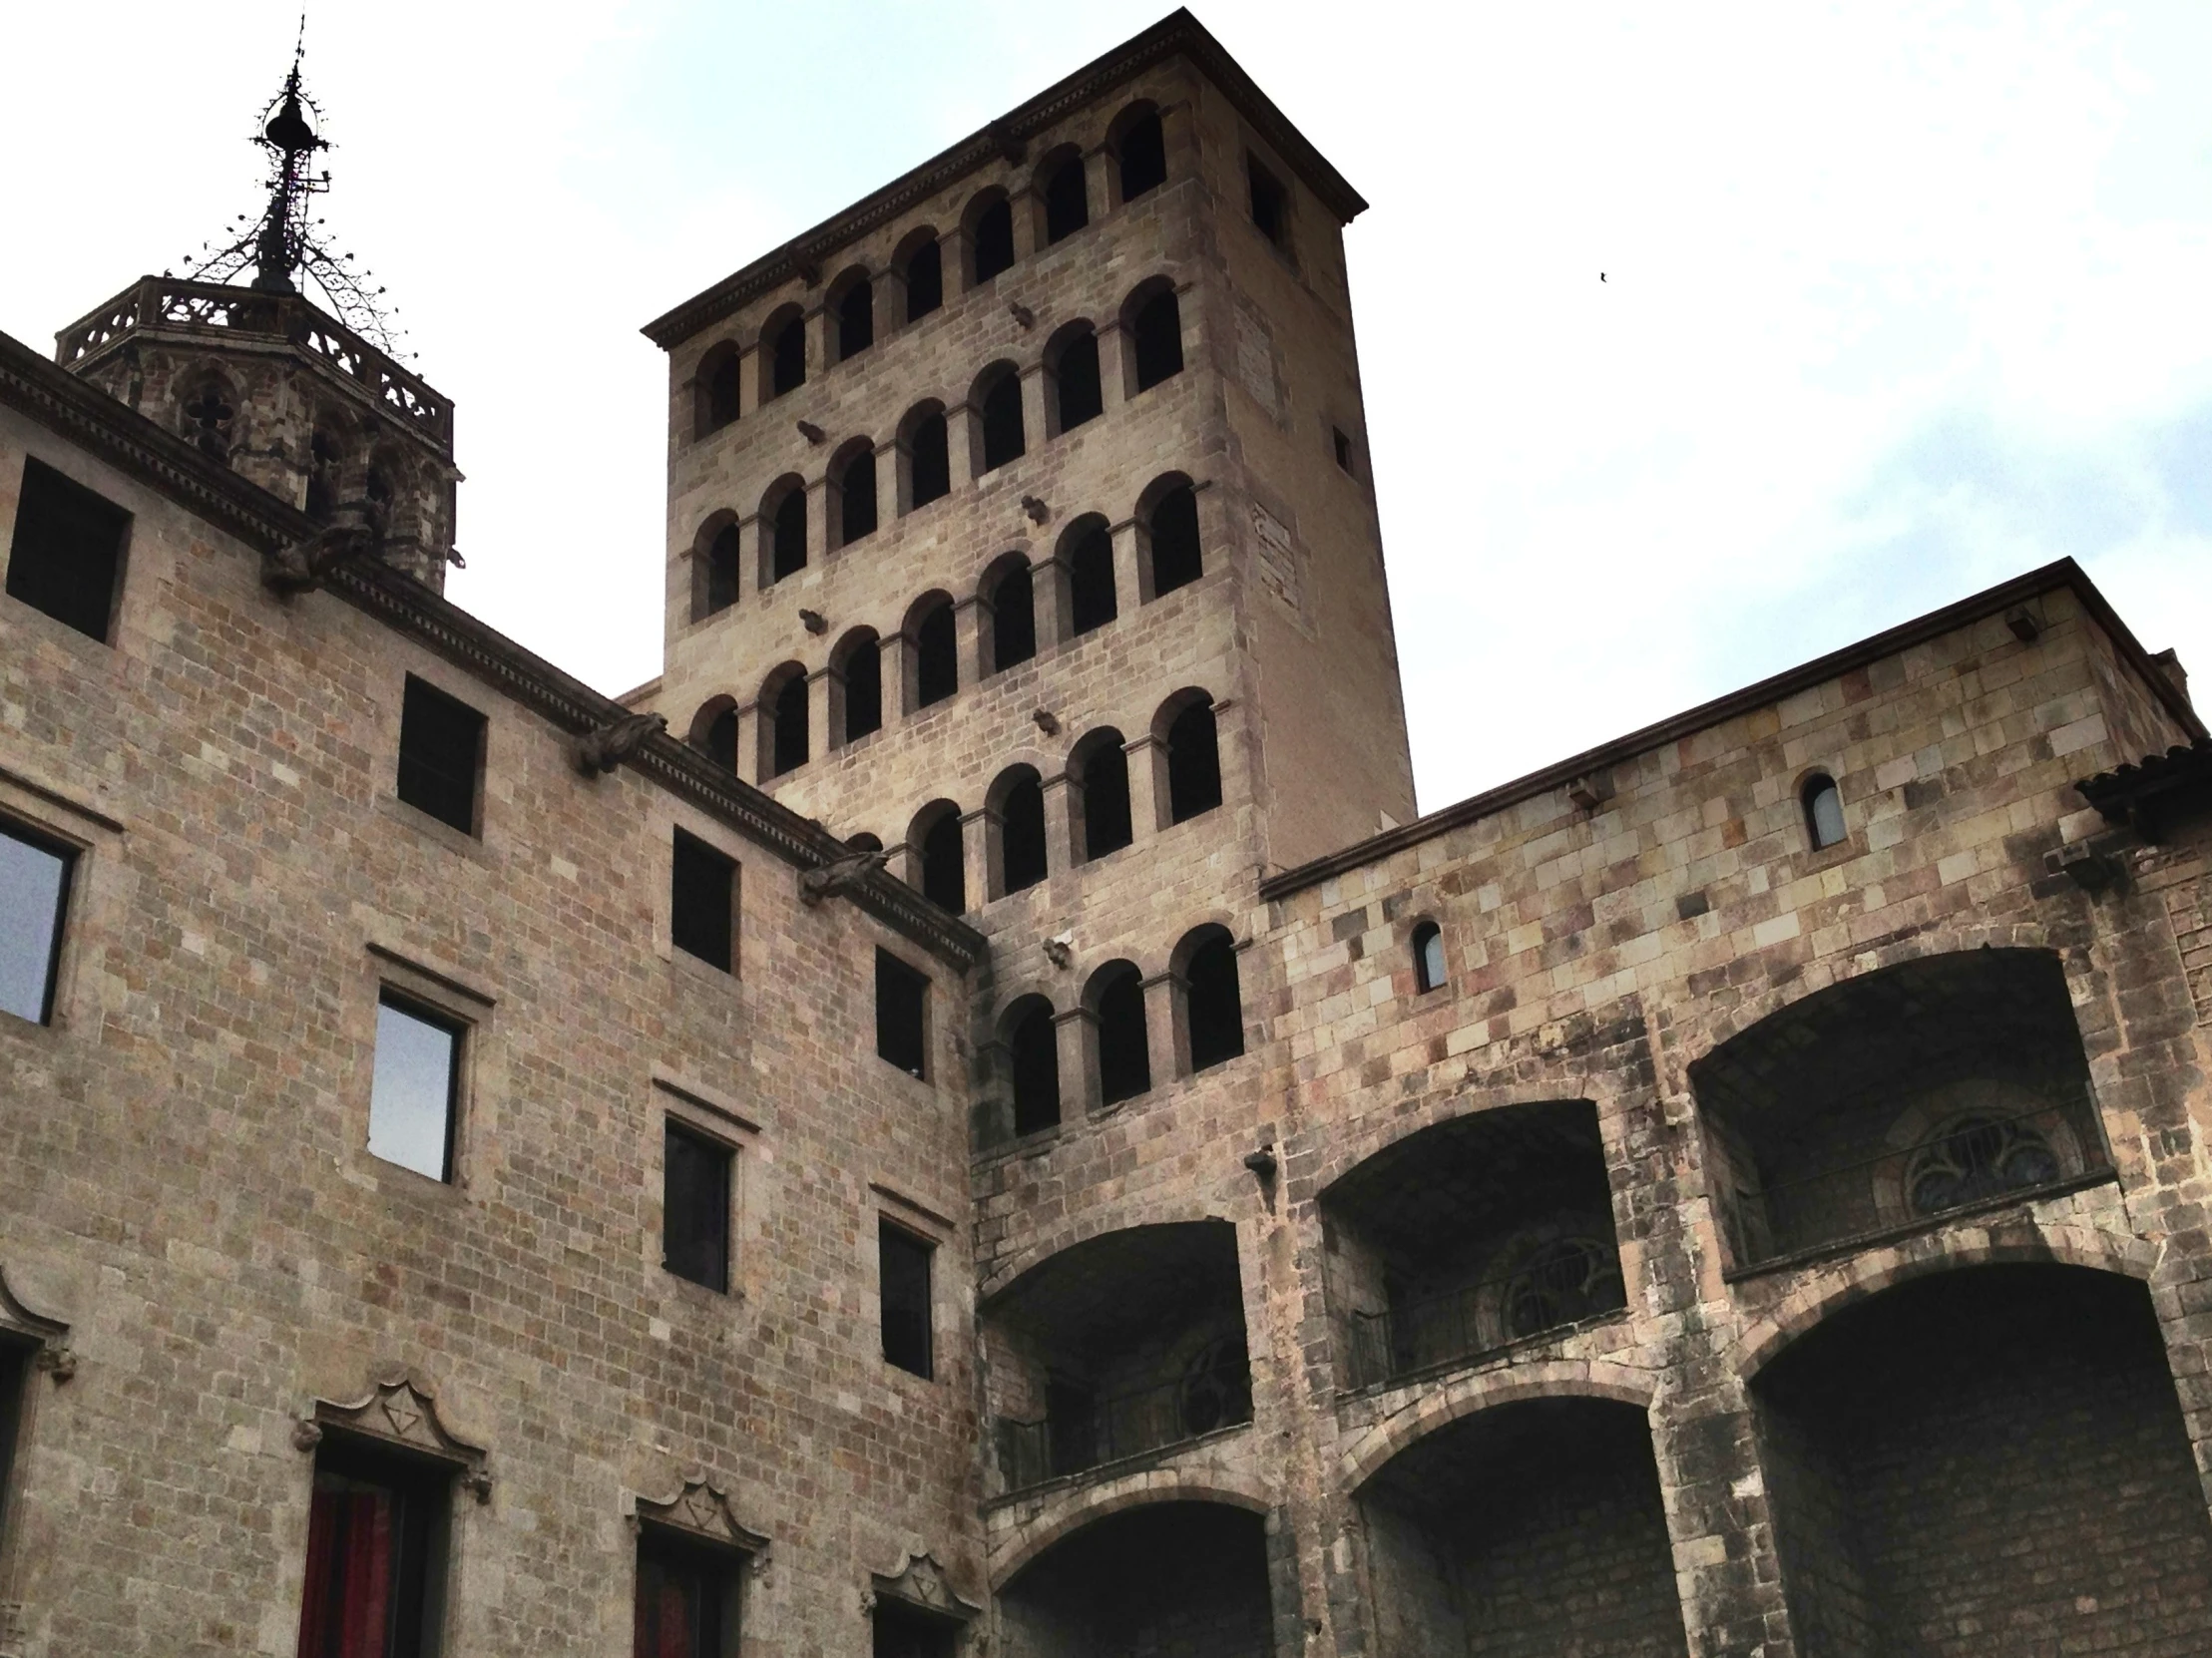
[{"x1": 643, "y1": 9, "x2": 1415, "y2": 1139}]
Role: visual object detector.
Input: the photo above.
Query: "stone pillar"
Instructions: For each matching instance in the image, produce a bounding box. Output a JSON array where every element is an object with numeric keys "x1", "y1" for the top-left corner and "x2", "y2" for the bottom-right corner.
[
  {"x1": 961, "y1": 809, "x2": 992, "y2": 918},
  {"x1": 1110, "y1": 518, "x2": 1146, "y2": 607},
  {"x1": 954, "y1": 597, "x2": 985, "y2": 695},
  {"x1": 1098, "y1": 323, "x2": 1132, "y2": 410},
  {"x1": 737, "y1": 344, "x2": 764, "y2": 417},
  {"x1": 1033, "y1": 551, "x2": 1070, "y2": 652},
  {"x1": 951, "y1": 401, "x2": 986, "y2": 486},
  {"x1": 1041, "y1": 774, "x2": 1076, "y2": 873},
  {"x1": 801, "y1": 302, "x2": 827, "y2": 386},
  {"x1": 806, "y1": 669, "x2": 832, "y2": 767},
  {"x1": 1055, "y1": 1008, "x2": 1094, "y2": 1117},
  {"x1": 805, "y1": 479, "x2": 830, "y2": 575},
  {"x1": 1019, "y1": 366, "x2": 1050, "y2": 464},
  {"x1": 1009, "y1": 188, "x2": 1040, "y2": 263},
  {"x1": 1126, "y1": 733, "x2": 1164, "y2": 835},
  {"x1": 733, "y1": 703, "x2": 761, "y2": 787},
  {"x1": 1650, "y1": 1399, "x2": 1798, "y2": 1658},
  {"x1": 1141, "y1": 971, "x2": 1181, "y2": 1089}
]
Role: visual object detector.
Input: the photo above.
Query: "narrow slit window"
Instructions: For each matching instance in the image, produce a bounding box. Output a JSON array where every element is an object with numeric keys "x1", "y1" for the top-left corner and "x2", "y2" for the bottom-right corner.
[
  {"x1": 1248, "y1": 156, "x2": 1289, "y2": 247},
  {"x1": 972, "y1": 199, "x2": 1015, "y2": 283},
  {"x1": 770, "y1": 490, "x2": 807, "y2": 583},
  {"x1": 1009, "y1": 1001, "x2": 1061, "y2": 1135},
  {"x1": 670, "y1": 829, "x2": 736, "y2": 973},
  {"x1": 1184, "y1": 930, "x2": 1244, "y2": 1072},
  {"x1": 1043, "y1": 156, "x2": 1089, "y2": 242},
  {"x1": 1095, "y1": 964, "x2": 1150, "y2": 1105},
  {"x1": 1803, "y1": 774, "x2": 1847, "y2": 850},
  {"x1": 879, "y1": 1220, "x2": 935, "y2": 1379},
  {"x1": 1147, "y1": 485, "x2": 1202, "y2": 596},
  {"x1": 904, "y1": 239, "x2": 943, "y2": 321},
  {"x1": 768, "y1": 314, "x2": 805, "y2": 397},
  {"x1": 1412, "y1": 921, "x2": 1446, "y2": 993},
  {"x1": 981, "y1": 373, "x2": 1026, "y2": 470},
  {"x1": 838, "y1": 449, "x2": 878, "y2": 545},
  {"x1": 907, "y1": 412, "x2": 951, "y2": 509},
  {"x1": 1068, "y1": 525, "x2": 1116, "y2": 635},
  {"x1": 296, "y1": 1440, "x2": 450, "y2": 1658},
  {"x1": 919, "y1": 811, "x2": 965, "y2": 913},
  {"x1": 876, "y1": 949, "x2": 929, "y2": 1078},
  {"x1": 842, "y1": 637, "x2": 884, "y2": 743},
  {"x1": 395, "y1": 674, "x2": 486, "y2": 835},
  {"x1": 1332, "y1": 427, "x2": 1354, "y2": 473},
  {"x1": 836, "y1": 277, "x2": 874, "y2": 361},
  {"x1": 1131, "y1": 290, "x2": 1182, "y2": 390},
  {"x1": 663, "y1": 1119, "x2": 732, "y2": 1294},
  {"x1": 1054, "y1": 331, "x2": 1103, "y2": 432},
  {"x1": 368, "y1": 993, "x2": 462, "y2": 1181},
  {"x1": 1164, "y1": 700, "x2": 1222, "y2": 823},
  {"x1": 1117, "y1": 110, "x2": 1167, "y2": 202},
  {"x1": 915, "y1": 605, "x2": 958, "y2": 708},
  {"x1": 0, "y1": 819, "x2": 75, "y2": 1026},
  {"x1": 5, "y1": 458, "x2": 131, "y2": 643},
  {"x1": 700, "y1": 524, "x2": 739, "y2": 619},
  {"x1": 998, "y1": 774, "x2": 1047, "y2": 894},
  {"x1": 990, "y1": 565, "x2": 1037, "y2": 672}
]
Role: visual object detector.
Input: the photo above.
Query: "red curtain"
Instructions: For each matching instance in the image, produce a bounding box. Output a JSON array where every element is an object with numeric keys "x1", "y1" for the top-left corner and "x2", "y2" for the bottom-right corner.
[
  {"x1": 296, "y1": 1484, "x2": 394, "y2": 1658},
  {"x1": 634, "y1": 1554, "x2": 698, "y2": 1658}
]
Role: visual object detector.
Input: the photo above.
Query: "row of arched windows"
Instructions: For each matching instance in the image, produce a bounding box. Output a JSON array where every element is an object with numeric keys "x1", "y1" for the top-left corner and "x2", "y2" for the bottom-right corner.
[
  {"x1": 695, "y1": 102, "x2": 1170, "y2": 436},
  {"x1": 995, "y1": 921, "x2": 1245, "y2": 1139},
  {"x1": 688, "y1": 476, "x2": 1206, "y2": 781},
  {"x1": 689, "y1": 276, "x2": 1185, "y2": 620}
]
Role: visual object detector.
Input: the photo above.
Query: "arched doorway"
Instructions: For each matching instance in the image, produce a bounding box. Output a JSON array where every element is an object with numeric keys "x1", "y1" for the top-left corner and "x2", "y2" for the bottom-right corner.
[{"x1": 999, "y1": 1500, "x2": 1272, "y2": 1657}]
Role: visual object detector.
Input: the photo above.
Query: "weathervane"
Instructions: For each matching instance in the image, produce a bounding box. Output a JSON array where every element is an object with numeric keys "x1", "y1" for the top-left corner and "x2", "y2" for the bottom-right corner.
[{"x1": 178, "y1": 20, "x2": 405, "y2": 354}]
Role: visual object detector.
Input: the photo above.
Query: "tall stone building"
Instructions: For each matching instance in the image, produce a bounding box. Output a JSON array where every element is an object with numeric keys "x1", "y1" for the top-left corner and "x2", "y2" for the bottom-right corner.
[{"x1": 3, "y1": 10, "x2": 2211, "y2": 1658}]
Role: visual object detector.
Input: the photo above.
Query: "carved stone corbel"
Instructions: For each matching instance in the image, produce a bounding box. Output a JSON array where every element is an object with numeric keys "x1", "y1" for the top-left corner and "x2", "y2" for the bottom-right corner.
[
  {"x1": 800, "y1": 849, "x2": 888, "y2": 907},
  {"x1": 573, "y1": 711, "x2": 667, "y2": 777},
  {"x1": 298, "y1": 1370, "x2": 491, "y2": 1498},
  {"x1": 264, "y1": 499, "x2": 387, "y2": 596}
]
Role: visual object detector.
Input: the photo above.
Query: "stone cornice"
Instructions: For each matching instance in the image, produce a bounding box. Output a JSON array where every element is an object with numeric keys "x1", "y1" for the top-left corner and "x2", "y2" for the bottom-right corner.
[
  {"x1": 0, "y1": 328, "x2": 984, "y2": 970},
  {"x1": 640, "y1": 8, "x2": 1367, "y2": 350}
]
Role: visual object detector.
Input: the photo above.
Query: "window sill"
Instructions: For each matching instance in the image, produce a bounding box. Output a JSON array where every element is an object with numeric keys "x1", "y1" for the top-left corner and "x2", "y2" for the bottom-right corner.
[{"x1": 376, "y1": 793, "x2": 489, "y2": 862}]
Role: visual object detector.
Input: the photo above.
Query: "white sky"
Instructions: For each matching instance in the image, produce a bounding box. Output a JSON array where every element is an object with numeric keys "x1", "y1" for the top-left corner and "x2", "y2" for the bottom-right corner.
[{"x1": 6, "y1": 1, "x2": 2207, "y2": 814}]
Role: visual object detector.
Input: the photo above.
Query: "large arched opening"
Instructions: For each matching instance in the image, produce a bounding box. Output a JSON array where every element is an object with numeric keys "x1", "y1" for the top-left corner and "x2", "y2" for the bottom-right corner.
[{"x1": 999, "y1": 1500, "x2": 1272, "y2": 1658}]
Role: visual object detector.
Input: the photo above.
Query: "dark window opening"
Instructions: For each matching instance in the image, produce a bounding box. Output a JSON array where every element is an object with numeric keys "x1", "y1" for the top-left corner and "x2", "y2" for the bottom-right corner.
[
  {"x1": 1248, "y1": 156, "x2": 1289, "y2": 246},
  {"x1": 907, "y1": 413, "x2": 950, "y2": 509},
  {"x1": 1054, "y1": 331, "x2": 1103, "y2": 432},
  {"x1": 972, "y1": 199, "x2": 1015, "y2": 283},
  {"x1": 1068, "y1": 524, "x2": 1116, "y2": 635},
  {"x1": 1185, "y1": 933, "x2": 1243, "y2": 1072},
  {"x1": 0, "y1": 1342, "x2": 24, "y2": 1552},
  {"x1": 915, "y1": 604, "x2": 958, "y2": 707},
  {"x1": 662, "y1": 1119, "x2": 732, "y2": 1294},
  {"x1": 1804, "y1": 774, "x2": 1846, "y2": 850},
  {"x1": 876, "y1": 950, "x2": 930, "y2": 1079},
  {"x1": 396, "y1": 674, "x2": 486, "y2": 835},
  {"x1": 6, "y1": 457, "x2": 130, "y2": 642},
  {"x1": 836, "y1": 279, "x2": 874, "y2": 361},
  {"x1": 1095, "y1": 965, "x2": 1150, "y2": 1105},
  {"x1": 296, "y1": 1439, "x2": 449, "y2": 1658},
  {"x1": 990, "y1": 565, "x2": 1037, "y2": 672},
  {"x1": 1147, "y1": 484, "x2": 1202, "y2": 595},
  {"x1": 767, "y1": 675, "x2": 808, "y2": 777},
  {"x1": 919, "y1": 810, "x2": 965, "y2": 913},
  {"x1": 842, "y1": 639, "x2": 883, "y2": 743},
  {"x1": 1332, "y1": 427, "x2": 1354, "y2": 473},
  {"x1": 904, "y1": 239, "x2": 943, "y2": 321},
  {"x1": 0, "y1": 819, "x2": 74, "y2": 1027},
  {"x1": 981, "y1": 373, "x2": 1026, "y2": 470},
  {"x1": 306, "y1": 431, "x2": 344, "y2": 523},
  {"x1": 1131, "y1": 290, "x2": 1183, "y2": 390},
  {"x1": 701, "y1": 707, "x2": 737, "y2": 772},
  {"x1": 183, "y1": 380, "x2": 236, "y2": 461},
  {"x1": 1009, "y1": 1001, "x2": 1061, "y2": 1136},
  {"x1": 767, "y1": 315, "x2": 805, "y2": 397},
  {"x1": 636, "y1": 1528, "x2": 737, "y2": 1658},
  {"x1": 1165, "y1": 700, "x2": 1222, "y2": 823},
  {"x1": 770, "y1": 490, "x2": 807, "y2": 583},
  {"x1": 874, "y1": 1597, "x2": 959, "y2": 1658},
  {"x1": 670, "y1": 829, "x2": 736, "y2": 973},
  {"x1": 880, "y1": 1220, "x2": 935, "y2": 1378},
  {"x1": 1044, "y1": 156, "x2": 1089, "y2": 243},
  {"x1": 1413, "y1": 921, "x2": 1446, "y2": 994},
  {"x1": 838, "y1": 450, "x2": 878, "y2": 545},
  {"x1": 369, "y1": 992, "x2": 462, "y2": 1183},
  {"x1": 1117, "y1": 110, "x2": 1167, "y2": 202},
  {"x1": 700, "y1": 525, "x2": 739, "y2": 618},
  {"x1": 1077, "y1": 740, "x2": 1132, "y2": 862},
  {"x1": 999, "y1": 774, "x2": 1047, "y2": 894},
  {"x1": 704, "y1": 352, "x2": 741, "y2": 431}
]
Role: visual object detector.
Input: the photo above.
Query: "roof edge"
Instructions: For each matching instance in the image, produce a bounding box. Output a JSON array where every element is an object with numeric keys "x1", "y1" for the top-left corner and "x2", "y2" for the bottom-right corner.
[
  {"x1": 640, "y1": 8, "x2": 1366, "y2": 350},
  {"x1": 1261, "y1": 559, "x2": 2206, "y2": 903}
]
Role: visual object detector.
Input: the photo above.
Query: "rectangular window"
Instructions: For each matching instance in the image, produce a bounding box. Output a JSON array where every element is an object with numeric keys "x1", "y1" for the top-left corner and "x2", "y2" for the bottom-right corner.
[
  {"x1": 0, "y1": 820, "x2": 74, "y2": 1026},
  {"x1": 1247, "y1": 156, "x2": 1289, "y2": 247},
  {"x1": 0, "y1": 1341, "x2": 27, "y2": 1553},
  {"x1": 636, "y1": 1527, "x2": 739, "y2": 1658},
  {"x1": 872, "y1": 1599, "x2": 958, "y2": 1658},
  {"x1": 879, "y1": 1220, "x2": 934, "y2": 1380},
  {"x1": 663, "y1": 1120, "x2": 732, "y2": 1294},
  {"x1": 396, "y1": 675, "x2": 487, "y2": 835},
  {"x1": 296, "y1": 1439, "x2": 449, "y2": 1658},
  {"x1": 5, "y1": 457, "x2": 131, "y2": 642},
  {"x1": 875, "y1": 950, "x2": 928, "y2": 1079},
  {"x1": 369, "y1": 993, "x2": 462, "y2": 1181},
  {"x1": 1332, "y1": 427, "x2": 1354, "y2": 473},
  {"x1": 670, "y1": 830, "x2": 736, "y2": 973}
]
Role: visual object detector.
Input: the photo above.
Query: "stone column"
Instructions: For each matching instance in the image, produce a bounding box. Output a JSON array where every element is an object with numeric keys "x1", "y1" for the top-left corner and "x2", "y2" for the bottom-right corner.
[
  {"x1": 1126, "y1": 733, "x2": 1164, "y2": 835},
  {"x1": 806, "y1": 668, "x2": 832, "y2": 768},
  {"x1": 1141, "y1": 971, "x2": 1181, "y2": 1090},
  {"x1": 1020, "y1": 365, "x2": 1050, "y2": 465},
  {"x1": 1110, "y1": 518, "x2": 1146, "y2": 607},
  {"x1": 954, "y1": 597, "x2": 985, "y2": 696},
  {"x1": 733, "y1": 703, "x2": 761, "y2": 787},
  {"x1": 951, "y1": 401, "x2": 986, "y2": 486},
  {"x1": 1055, "y1": 1008, "x2": 1094, "y2": 1117},
  {"x1": 1098, "y1": 322, "x2": 1132, "y2": 410},
  {"x1": 1041, "y1": 773, "x2": 1077, "y2": 875},
  {"x1": 961, "y1": 809, "x2": 991, "y2": 918}
]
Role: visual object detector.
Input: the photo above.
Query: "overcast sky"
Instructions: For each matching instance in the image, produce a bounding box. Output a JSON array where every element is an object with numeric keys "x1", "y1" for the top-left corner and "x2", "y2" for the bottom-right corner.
[{"x1": 6, "y1": 2, "x2": 2207, "y2": 813}]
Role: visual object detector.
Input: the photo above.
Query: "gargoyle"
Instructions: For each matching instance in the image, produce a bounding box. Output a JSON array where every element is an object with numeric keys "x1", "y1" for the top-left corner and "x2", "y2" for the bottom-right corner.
[
  {"x1": 263, "y1": 498, "x2": 385, "y2": 595},
  {"x1": 573, "y1": 711, "x2": 667, "y2": 776},
  {"x1": 800, "y1": 848, "x2": 888, "y2": 907}
]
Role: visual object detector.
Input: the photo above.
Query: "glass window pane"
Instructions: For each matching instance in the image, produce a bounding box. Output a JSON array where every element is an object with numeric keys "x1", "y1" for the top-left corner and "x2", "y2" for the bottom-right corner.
[
  {"x1": 0, "y1": 827, "x2": 71, "y2": 1025},
  {"x1": 1809, "y1": 780, "x2": 1847, "y2": 848},
  {"x1": 369, "y1": 998, "x2": 458, "y2": 1180}
]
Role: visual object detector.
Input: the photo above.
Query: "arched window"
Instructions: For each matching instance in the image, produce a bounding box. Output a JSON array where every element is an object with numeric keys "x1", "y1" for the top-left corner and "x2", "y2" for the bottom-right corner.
[
  {"x1": 831, "y1": 269, "x2": 874, "y2": 362},
  {"x1": 845, "y1": 832, "x2": 883, "y2": 854},
  {"x1": 1088, "y1": 960, "x2": 1150, "y2": 1105},
  {"x1": 761, "y1": 477, "x2": 807, "y2": 585},
  {"x1": 984, "y1": 557, "x2": 1037, "y2": 672},
  {"x1": 1006, "y1": 997, "x2": 1061, "y2": 1136},
  {"x1": 697, "y1": 341, "x2": 741, "y2": 434},
  {"x1": 762, "y1": 305, "x2": 805, "y2": 398},
  {"x1": 1062, "y1": 516, "x2": 1116, "y2": 636},
  {"x1": 834, "y1": 628, "x2": 883, "y2": 745},
  {"x1": 1412, "y1": 921, "x2": 1446, "y2": 993},
  {"x1": 969, "y1": 192, "x2": 1016, "y2": 285},
  {"x1": 1179, "y1": 926, "x2": 1243, "y2": 1073},
  {"x1": 760, "y1": 665, "x2": 809, "y2": 777},
  {"x1": 1906, "y1": 1115, "x2": 2062, "y2": 1217},
  {"x1": 911, "y1": 802, "x2": 966, "y2": 913},
  {"x1": 690, "y1": 697, "x2": 738, "y2": 772},
  {"x1": 1040, "y1": 148, "x2": 1089, "y2": 244},
  {"x1": 1070, "y1": 728, "x2": 1131, "y2": 862},
  {"x1": 1049, "y1": 323, "x2": 1103, "y2": 434},
  {"x1": 694, "y1": 519, "x2": 740, "y2": 621},
  {"x1": 978, "y1": 365, "x2": 1026, "y2": 471},
  {"x1": 1803, "y1": 773, "x2": 1846, "y2": 850},
  {"x1": 991, "y1": 765, "x2": 1048, "y2": 896},
  {"x1": 909, "y1": 596, "x2": 958, "y2": 709},
  {"x1": 1160, "y1": 694, "x2": 1222, "y2": 824},
  {"x1": 306, "y1": 426, "x2": 346, "y2": 523},
  {"x1": 1113, "y1": 104, "x2": 1167, "y2": 204},
  {"x1": 830, "y1": 440, "x2": 878, "y2": 548},
  {"x1": 1129, "y1": 285, "x2": 1183, "y2": 391},
  {"x1": 181, "y1": 374, "x2": 237, "y2": 461},
  {"x1": 901, "y1": 402, "x2": 951, "y2": 511},
  {"x1": 1144, "y1": 478, "x2": 1202, "y2": 596},
  {"x1": 898, "y1": 231, "x2": 943, "y2": 322}
]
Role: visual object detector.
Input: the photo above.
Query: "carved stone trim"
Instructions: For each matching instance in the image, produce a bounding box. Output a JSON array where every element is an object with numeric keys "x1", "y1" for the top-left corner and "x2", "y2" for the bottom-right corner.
[
  {"x1": 0, "y1": 1268, "x2": 71, "y2": 1381},
  {"x1": 869, "y1": 1550, "x2": 982, "y2": 1623},
  {"x1": 636, "y1": 1476, "x2": 770, "y2": 1557},
  {"x1": 302, "y1": 1372, "x2": 492, "y2": 1501}
]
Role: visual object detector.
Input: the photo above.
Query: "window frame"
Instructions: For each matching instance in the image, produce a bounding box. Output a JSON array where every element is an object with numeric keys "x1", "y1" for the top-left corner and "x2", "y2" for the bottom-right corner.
[
  {"x1": 367, "y1": 988, "x2": 467, "y2": 1184},
  {"x1": 878, "y1": 1217, "x2": 937, "y2": 1381},
  {"x1": 394, "y1": 674, "x2": 488, "y2": 838},
  {"x1": 4, "y1": 456, "x2": 133, "y2": 645},
  {"x1": 670, "y1": 827, "x2": 739, "y2": 974},
  {"x1": 1412, "y1": 920, "x2": 1447, "y2": 995},
  {"x1": 662, "y1": 1115, "x2": 735, "y2": 1296},
  {"x1": 636, "y1": 1521, "x2": 744, "y2": 1658},
  {"x1": 1801, "y1": 772, "x2": 1849, "y2": 852},
  {"x1": 297, "y1": 1432, "x2": 455, "y2": 1658},
  {"x1": 875, "y1": 948, "x2": 931, "y2": 1080},
  {"x1": 0, "y1": 814, "x2": 78, "y2": 1029}
]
